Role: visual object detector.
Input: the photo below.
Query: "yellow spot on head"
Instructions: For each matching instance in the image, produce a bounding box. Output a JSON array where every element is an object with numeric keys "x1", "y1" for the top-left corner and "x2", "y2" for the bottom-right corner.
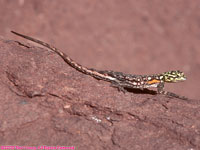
[{"x1": 163, "y1": 70, "x2": 186, "y2": 82}]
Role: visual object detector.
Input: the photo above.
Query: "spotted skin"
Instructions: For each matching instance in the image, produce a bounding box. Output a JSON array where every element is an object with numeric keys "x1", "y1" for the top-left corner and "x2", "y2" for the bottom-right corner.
[
  {"x1": 11, "y1": 31, "x2": 187, "y2": 100},
  {"x1": 96, "y1": 70, "x2": 186, "y2": 94}
]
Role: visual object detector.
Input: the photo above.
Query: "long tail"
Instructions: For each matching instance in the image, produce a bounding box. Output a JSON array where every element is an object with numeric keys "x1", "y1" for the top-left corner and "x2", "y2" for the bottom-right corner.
[{"x1": 11, "y1": 31, "x2": 115, "y2": 81}]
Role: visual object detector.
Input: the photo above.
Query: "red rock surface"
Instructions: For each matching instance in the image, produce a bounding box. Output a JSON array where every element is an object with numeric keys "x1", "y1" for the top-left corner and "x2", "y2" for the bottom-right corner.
[{"x1": 0, "y1": 0, "x2": 200, "y2": 149}]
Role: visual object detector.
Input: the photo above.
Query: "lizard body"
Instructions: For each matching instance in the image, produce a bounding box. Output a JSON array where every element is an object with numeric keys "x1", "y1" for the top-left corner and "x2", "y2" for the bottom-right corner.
[{"x1": 11, "y1": 31, "x2": 187, "y2": 99}]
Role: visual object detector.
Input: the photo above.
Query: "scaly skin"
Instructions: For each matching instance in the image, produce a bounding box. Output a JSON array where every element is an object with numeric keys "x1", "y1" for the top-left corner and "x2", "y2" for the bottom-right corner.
[{"x1": 11, "y1": 31, "x2": 187, "y2": 100}]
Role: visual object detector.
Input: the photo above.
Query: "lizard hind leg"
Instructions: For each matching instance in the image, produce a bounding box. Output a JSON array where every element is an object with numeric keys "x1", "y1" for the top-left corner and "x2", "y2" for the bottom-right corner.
[{"x1": 110, "y1": 82, "x2": 127, "y2": 93}]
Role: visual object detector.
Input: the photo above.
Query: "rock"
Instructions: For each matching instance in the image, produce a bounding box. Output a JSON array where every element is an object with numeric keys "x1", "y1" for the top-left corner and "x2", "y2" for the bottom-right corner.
[{"x1": 0, "y1": 39, "x2": 200, "y2": 149}]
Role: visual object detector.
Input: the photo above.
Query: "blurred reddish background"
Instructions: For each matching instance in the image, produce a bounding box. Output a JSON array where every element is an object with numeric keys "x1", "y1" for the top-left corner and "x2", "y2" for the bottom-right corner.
[{"x1": 1, "y1": 0, "x2": 199, "y2": 100}]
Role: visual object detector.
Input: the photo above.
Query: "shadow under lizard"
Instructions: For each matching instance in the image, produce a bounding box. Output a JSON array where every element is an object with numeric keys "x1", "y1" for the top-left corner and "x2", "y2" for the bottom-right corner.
[{"x1": 11, "y1": 31, "x2": 187, "y2": 100}]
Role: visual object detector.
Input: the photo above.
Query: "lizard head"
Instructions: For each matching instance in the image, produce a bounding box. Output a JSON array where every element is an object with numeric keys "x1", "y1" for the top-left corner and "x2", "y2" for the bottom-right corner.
[{"x1": 162, "y1": 70, "x2": 186, "y2": 83}]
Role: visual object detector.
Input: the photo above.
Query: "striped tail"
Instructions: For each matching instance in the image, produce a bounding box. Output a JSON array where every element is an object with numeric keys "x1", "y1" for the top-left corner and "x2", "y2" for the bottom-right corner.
[{"x1": 11, "y1": 31, "x2": 116, "y2": 81}]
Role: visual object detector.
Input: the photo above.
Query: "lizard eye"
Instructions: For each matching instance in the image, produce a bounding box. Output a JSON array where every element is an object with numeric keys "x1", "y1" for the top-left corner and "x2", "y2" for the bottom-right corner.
[{"x1": 164, "y1": 70, "x2": 186, "y2": 82}]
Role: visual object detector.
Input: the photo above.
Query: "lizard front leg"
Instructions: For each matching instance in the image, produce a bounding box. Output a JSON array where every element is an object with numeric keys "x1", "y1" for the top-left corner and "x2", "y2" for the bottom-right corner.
[
  {"x1": 157, "y1": 82, "x2": 165, "y2": 94},
  {"x1": 157, "y1": 82, "x2": 188, "y2": 100}
]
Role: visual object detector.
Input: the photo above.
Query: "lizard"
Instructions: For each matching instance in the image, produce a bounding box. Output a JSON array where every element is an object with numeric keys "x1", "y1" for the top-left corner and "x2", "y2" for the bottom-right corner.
[{"x1": 11, "y1": 31, "x2": 187, "y2": 100}]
